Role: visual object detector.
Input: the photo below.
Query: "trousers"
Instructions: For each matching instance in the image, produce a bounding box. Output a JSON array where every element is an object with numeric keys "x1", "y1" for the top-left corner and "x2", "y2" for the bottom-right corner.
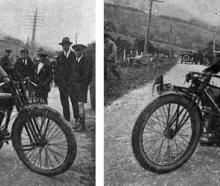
[{"x1": 58, "y1": 84, "x2": 79, "y2": 121}]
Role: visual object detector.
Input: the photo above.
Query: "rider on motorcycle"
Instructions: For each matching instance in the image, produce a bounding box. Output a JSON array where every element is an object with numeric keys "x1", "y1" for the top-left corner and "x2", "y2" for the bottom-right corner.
[{"x1": 200, "y1": 61, "x2": 220, "y2": 145}]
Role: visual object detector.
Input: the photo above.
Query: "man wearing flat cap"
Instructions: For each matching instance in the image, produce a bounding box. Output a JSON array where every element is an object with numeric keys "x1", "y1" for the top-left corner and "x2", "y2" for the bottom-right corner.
[
  {"x1": 33, "y1": 48, "x2": 53, "y2": 104},
  {"x1": 0, "y1": 49, "x2": 13, "y2": 77},
  {"x1": 14, "y1": 48, "x2": 35, "y2": 80},
  {"x1": 71, "y1": 44, "x2": 92, "y2": 132},
  {"x1": 54, "y1": 37, "x2": 79, "y2": 123}
]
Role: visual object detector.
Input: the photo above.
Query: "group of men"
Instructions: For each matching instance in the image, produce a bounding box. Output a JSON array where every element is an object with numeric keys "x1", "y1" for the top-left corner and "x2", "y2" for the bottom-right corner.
[{"x1": 0, "y1": 36, "x2": 92, "y2": 132}]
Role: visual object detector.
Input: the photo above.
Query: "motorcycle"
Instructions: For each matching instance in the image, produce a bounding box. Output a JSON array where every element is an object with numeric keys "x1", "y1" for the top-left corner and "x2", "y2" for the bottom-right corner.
[
  {"x1": 132, "y1": 70, "x2": 220, "y2": 173},
  {"x1": 0, "y1": 72, "x2": 77, "y2": 176}
]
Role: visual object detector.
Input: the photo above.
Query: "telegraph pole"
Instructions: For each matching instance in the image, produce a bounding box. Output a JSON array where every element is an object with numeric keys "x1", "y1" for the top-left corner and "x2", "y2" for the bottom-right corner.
[
  {"x1": 144, "y1": 0, "x2": 163, "y2": 56},
  {"x1": 75, "y1": 33, "x2": 78, "y2": 44},
  {"x1": 213, "y1": 12, "x2": 220, "y2": 62},
  {"x1": 31, "y1": 8, "x2": 38, "y2": 50},
  {"x1": 169, "y1": 22, "x2": 173, "y2": 57},
  {"x1": 24, "y1": 6, "x2": 44, "y2": 56}
]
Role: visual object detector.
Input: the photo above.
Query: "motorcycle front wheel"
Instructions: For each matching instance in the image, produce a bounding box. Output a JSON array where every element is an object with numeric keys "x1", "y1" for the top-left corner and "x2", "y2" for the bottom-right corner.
[
  {"x1": 132, "y1": 94, "x2": 201, "y2": 173},
  {"x1": 12, "y1": 108, "x2": 77, "y2": 176}
]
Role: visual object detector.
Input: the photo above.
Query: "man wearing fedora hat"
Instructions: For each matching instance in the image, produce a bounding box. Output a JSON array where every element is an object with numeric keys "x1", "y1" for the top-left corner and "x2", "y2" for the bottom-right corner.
[
  {"x1": 54, "y1": 37, "x2": 79, "y2": 123},
  {"x1": 71, "y1": 44, "x2": 93, "y2": 132},
  {"x1": 14, "y1": 48, "x2": 35, "y2": 81},
  {"x1": 33, "y1": 48, "x2": 53, "y2": 104},
  {"x1": 0, "y1": 49, "x2": 13, "y2": 77}
]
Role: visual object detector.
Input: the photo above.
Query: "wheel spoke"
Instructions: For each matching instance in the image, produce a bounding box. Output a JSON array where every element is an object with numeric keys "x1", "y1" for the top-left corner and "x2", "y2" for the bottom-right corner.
[
  {"x1": 48, "y1": 143, "x2": 68, "y2": 151},
  {"x1": 47, "y1": 147, "x2": 64, "y2": 164},
  {"x1": 144, "y1": 124, "x2": 162, "y2": 135},
  {"x1": 153, "y1": 138, "x2": 165, "y2": 163},
  {"x1": 42, "y1": 119, "x2": 53, "y2": 139},
  {"x1": 143, "y1": 136, "x2": 161, "y2": 153}
]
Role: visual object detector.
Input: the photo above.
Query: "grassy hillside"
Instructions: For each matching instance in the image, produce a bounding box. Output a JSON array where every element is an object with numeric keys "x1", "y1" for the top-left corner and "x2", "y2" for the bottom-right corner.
[
  {"x1": 104, "y1": 3, "x2": 219, "y2": 50},
  {"x1": 105, "y1": 0, "x2": 195, "y2": 21}
]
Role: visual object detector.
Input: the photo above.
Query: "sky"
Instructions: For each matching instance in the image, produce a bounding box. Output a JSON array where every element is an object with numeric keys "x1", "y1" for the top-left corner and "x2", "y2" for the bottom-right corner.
[
  {"x1": 0, "y1": 0, "x2": 95, "y2": 50},
  {"x1": 166, "y1": 0, "x2": 220, "y2": 26}
]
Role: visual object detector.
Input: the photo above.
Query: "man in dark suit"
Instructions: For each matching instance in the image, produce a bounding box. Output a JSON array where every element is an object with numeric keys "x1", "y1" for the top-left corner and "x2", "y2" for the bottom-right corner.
[
  {"x1": 14, "y1": 48, "x2": 35, "y2": 80},
  {"x1": 72, "y1": 44, "x2": 92, "y2": 132},
  {"x1": 33, "y1": 48, "x2": 53, "y2": 104},
  {"x1": 0, "y1": 49, "x2": 14, "y2": 78},
  {"x1": 54, "y1": 37, "x2": 79, "y2": 123}
]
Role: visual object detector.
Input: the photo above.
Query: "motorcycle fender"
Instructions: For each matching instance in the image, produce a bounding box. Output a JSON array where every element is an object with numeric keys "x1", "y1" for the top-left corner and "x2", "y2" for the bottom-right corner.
[{"x1": 12, "y1": 104, "x2": 62, "y2": 133}]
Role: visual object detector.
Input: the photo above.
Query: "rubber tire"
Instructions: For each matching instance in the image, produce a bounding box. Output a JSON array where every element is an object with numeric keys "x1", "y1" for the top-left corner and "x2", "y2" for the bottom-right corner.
[
  {"x1": 0, "y1": 142, "x2": 3, "y2": 149},
  {"x1": 132, "y1": 94, "x2": 201, "y2": 174},
  {"x1": 12, "y1": 108, "x2": 77, "y2": 176}
]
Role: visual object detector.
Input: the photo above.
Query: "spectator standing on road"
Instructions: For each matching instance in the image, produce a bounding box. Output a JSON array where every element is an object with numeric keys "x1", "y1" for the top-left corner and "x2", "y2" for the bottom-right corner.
[
  {"x1": 14, "y1": 48, "x2": 35, "y2": 80},
  {"x1": 104, "y1": 33, "x2": 121, "y2": 80},
  {"x1": 54, "y1": 37, "x2": 79, "y2": 123},
  {"x1": 0, "y1": 49, "x2": 14, "y2": 78},
  {"x1": 72, "y1": 44, "x2": 92, "y2": 132},
  {"x1": 33, "y1": 48, "x2": 53, "y2": 104}
]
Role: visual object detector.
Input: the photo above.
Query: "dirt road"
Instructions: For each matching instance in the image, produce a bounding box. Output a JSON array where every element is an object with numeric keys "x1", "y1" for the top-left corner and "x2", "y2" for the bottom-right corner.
[
  {"x1": 0, "y1": 88, "x2": 95, "y2": 186},
  {"x1": 105, "y1": 63, "x2": 220, "y2": 186}
]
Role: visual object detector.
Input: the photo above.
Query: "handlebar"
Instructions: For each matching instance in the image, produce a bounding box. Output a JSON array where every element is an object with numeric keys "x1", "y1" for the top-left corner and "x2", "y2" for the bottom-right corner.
[{"x1": 186, "y1": 71, "x2": 212, "y2": 83}]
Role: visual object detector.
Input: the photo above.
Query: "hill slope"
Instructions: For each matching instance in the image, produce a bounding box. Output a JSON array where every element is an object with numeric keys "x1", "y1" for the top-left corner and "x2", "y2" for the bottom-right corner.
[
  {"x1": 104, "y1": 2, "x2": 218, "y2": 50},
  {"x1": 105, "y1": 0, "x2": 195, "y2": 21}
]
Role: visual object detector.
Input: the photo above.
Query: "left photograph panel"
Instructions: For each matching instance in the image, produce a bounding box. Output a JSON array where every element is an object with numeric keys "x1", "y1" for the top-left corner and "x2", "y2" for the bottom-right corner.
[{"x1": 0, "y1": 0, "x2": 95, "y2": 185}]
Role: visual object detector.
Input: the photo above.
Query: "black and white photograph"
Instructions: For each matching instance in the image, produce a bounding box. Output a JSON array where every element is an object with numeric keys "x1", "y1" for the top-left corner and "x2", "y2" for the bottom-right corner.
[
  {"x1": 0, "y1": 0, "x2": 95, "y2": 185},
  {"x1": 104, "y1": 0, "x2": 220, "y2": 185}
]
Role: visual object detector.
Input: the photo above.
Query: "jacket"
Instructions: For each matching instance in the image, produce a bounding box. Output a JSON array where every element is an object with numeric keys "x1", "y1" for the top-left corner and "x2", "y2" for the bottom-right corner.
[
  {"x1": 54, "y1": 51, "x2": 77, "y2": 87},
  {"x1": 14, "y1": 57, "x2": 35, "y2": 80},
  {"x1": 34, "y1": 62, "x2": 53, "y2": 93},
  {"x1": 75, "y1": 55, "x2": 93, "y2": 86}
]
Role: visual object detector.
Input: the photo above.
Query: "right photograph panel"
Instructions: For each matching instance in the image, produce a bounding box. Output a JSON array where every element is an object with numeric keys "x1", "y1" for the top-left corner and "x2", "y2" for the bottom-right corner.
[{"x1": 104, "y1": 0, "x2": 220, "y2": 185}]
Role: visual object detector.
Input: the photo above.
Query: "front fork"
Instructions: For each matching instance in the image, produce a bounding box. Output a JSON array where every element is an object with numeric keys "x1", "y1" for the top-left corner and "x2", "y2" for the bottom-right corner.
[{"x1": 164, "y1": 95, "x2": 202, "y2": 138}]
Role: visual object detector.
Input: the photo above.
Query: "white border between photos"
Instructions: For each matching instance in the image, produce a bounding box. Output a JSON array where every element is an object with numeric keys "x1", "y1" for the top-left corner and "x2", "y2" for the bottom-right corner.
[{"x1": 96, "y1": 0, "x2": 104, "y2": 185}]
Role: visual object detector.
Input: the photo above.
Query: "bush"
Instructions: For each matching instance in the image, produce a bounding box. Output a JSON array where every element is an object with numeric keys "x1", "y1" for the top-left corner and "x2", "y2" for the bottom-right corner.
[{"x1": 104, "y1": 58, "x2": 177, "y2": 105}]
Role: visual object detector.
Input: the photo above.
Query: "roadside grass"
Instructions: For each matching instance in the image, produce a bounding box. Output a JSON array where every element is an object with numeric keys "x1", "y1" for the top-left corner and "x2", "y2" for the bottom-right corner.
[{"x1": 104, "y1": 58, "x2": 177, "y2": 105}]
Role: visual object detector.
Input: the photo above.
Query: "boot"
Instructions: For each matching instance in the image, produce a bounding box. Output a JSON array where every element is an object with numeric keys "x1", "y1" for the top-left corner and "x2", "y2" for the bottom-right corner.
[
  {"x1": 73, "y1": 118, "x2": 80, "y2": 129},
  {"x1": 74, "y1": 116, "x2": 86, "y2": 132},
  {"x1": 200, "y1": 132, "x2": 220, "y2": 146}
]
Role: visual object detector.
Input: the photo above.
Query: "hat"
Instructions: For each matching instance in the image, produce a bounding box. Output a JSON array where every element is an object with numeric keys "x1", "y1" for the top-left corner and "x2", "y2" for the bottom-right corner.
[
  {"x1": 20, "y1": 48, "x2": 29, "y2": 54},
  {"x1": 72, "y1": 44, "x2": 87, "y2": 51},
  {"x1": 104, "y1": 33, "x2": 112, "y2": 39},
  {"x1": 5, "y1": 49, "x2": 12, "y2": 53},
  {"x1": 59, "y1": 37, "x2": 73, "y2": 45},
  {"x1": 37, "y1": 48, "x2": 47, "y2": 57}
]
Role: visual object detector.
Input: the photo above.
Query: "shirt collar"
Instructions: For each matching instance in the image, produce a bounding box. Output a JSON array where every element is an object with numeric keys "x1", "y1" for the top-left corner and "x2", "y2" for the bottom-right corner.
[
  {"x1": 64, "y1": 50, "x2": 71, "y2": 58},
  {"x1": 23, "y1": 58, "x2": 27, "y2": 65},
  {"x1": 77, "y1": 55, "x2": 83, "y2": 63}
]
